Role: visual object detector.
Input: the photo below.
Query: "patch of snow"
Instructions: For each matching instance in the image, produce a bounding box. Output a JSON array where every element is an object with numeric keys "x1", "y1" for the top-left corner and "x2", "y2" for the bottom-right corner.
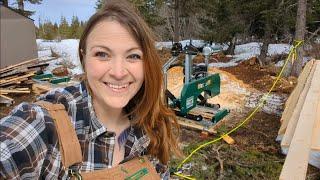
[
  {"x1": 234, "y1": 42, "x2": 261, "y2": 55},
  {"x1": 275, "y1": 60, "x2": 284, "y2": 67},
  {"x1": 245, "y1": 92, "x2": 288, "y2": 115},
  {"x1": 38, "y1": 49, "x2": 52, "y2": 57},
  {"x1": 209, "y1": 42, "x2": 292, "y2": 68},
  {"x1": 36, "y1": 39, "x2": 83, "y2": 75},
  {"x1": 268, "y1": 44, "x2": 291, "y2": 56},
  {"x1": 155, "y1": 41, "x2": 174, "y2": 49},
  {"x1": 209, "y1": 62, "x2": 238, "y2": 68},
  {"x1": 155, "y1": 39, "x2": 206, "y2": 50}
]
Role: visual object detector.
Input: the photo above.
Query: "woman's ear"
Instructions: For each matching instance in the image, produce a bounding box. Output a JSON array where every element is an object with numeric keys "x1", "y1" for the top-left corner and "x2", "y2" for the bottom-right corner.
[
  {"x1": 80, "y1": 49, "x2": 85, "y2": 56},
  {"x1": 80, "y1": 49, "x2": 86, "y2": 71}
]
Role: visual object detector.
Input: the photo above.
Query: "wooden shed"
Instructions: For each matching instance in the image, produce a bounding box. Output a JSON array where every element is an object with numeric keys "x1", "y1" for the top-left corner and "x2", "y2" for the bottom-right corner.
[{"x1": 0, "y1": 4, "x2": 37, "y2": 69}]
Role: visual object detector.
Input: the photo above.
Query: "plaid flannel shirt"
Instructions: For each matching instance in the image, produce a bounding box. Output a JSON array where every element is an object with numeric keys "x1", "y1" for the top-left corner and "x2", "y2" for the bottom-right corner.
[{"x1": 0, "y1": 81, "x2": 169, "y2": 179}]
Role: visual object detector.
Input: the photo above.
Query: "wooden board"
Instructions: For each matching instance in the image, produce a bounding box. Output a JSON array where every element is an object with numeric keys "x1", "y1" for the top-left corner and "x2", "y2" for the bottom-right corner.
[
  {"x1": 0, "y1": 94, "x2": 14, "y2": 101},
  {"x1": 280, "y1": 61, "x2": 320, "y2": 180},
  {"x1": 0, "y1": 71, "x2": 36, "y2": 85},
  {"x1": 0, "y1": 58, "x2": 38, "y2": 74},
  {"x1": 311, "y1": 94, "x2": 320, "y2": 151},
  {"x1": 0, "y1": 94, "x2": 14, "y2": 105},
  {"x1": 278, "y1": 60, "x2": 314, "y2": 136},
  {"x1": 189, "y1": 106, "x2": 217, "y2": 120},
  {"x1": 281, "y1": 63, "x2": 316, "y2": 148},
  {"x1": 32, "y1": 83, "x2": 53, "y2": 94},
  {"x1": 0, "y1": 80, "x2": 24, "y2": 87},
  {"x1": 222, "y1": 135, "x2": 235, "y2": 144},
  {"x1": 0, "y1": 89, "x2": 30, "y2": 94},
  {"x1": 175, "y1": 117, "x2": 217, "y2": 134}
]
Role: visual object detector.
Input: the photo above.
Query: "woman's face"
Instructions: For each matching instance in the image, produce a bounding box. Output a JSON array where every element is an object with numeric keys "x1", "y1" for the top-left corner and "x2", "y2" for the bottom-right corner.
[{"x1": 84, "y1": 20, "x2": 144, "y2": 110}]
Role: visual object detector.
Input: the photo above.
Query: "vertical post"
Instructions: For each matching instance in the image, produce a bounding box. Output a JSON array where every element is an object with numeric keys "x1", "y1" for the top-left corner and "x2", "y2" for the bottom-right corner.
[{"x1": 185, "y1": 54, "x2": 192, "y2": 84}]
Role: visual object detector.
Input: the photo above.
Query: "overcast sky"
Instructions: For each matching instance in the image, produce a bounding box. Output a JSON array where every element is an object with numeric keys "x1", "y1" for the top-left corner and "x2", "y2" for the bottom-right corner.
[{"x1": 9, "y1": 0, "x2": 96, "y2": 26}]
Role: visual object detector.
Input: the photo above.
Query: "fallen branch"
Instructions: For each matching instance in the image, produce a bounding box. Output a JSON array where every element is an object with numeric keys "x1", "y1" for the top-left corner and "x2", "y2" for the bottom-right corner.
[{"x1": 212, "y1": 145, "x2": 224, "y2": 180}]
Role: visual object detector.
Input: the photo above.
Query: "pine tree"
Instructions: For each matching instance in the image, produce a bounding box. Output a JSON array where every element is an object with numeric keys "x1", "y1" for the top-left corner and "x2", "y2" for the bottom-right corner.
[
  {"x1": 16, "y1": 0, "x2": 42, "y2": 17},
  {"x1": 95, "y1": 0, "x2": 105, "y2": 10},
  {"x1": 199, "y1": 0, "x2": 244, "y2": 54},
  {"x1": 95, "y1": 0, "x2": 165, "y2": 30},
  {"x1": 41, "y1": 20, "x2": 56, "y2": 40},
  {"x1": 70, "y1": 15, "x2": 80, "y2": 38},
  {"x1": 59, "y1": 16, "x2": 70, "y2": 39},
  {"x1": 77, "y1": 21, "x2": 86, "y2": 39}
]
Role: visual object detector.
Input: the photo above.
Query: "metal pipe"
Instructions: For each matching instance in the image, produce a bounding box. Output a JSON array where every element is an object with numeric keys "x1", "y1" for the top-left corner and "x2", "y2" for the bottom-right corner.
[{"x1": 185, "y1": 54, "x2": 192, "y2": 83}]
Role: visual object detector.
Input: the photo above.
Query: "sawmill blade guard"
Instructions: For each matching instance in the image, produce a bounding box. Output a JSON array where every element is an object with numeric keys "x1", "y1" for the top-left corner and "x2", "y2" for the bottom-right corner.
[{"x1": 162, "y1": 41, "x2": 229, "y2": 124}]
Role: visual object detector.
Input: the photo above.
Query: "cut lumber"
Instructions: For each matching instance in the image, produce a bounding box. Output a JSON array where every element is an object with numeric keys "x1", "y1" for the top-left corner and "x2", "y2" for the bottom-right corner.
[
  {"x1": 0, "y1": 75, "x2": 19, "y2": 81},
  {"x1": 0, "y1": 94, "x2": 14, "y2": 105},
  {"x1": 0, "y1": 71, "x2": 36, "y2": 85},
  {"x1": 0, "y1": 94, "x2": 14, "y2": 101},
  {"x1": 0, "y1": 58, "x2": 38, "y2": 74},
  {"x1": 0, "y1": 71, "x2": 24, "y2": 79},
  {"x1": 0, "y1": 89, "x2": 31, "y2": 94},
  {"x1": 280, "y1": 61, "x2": 320, "y2": 180},
  {"x1": 27, "y1": 63, "x2": 49, "y2": 69},
  {"x1": 175, "y1": 117, "x2": 217, "y2": 134},
  {"x1": 14, "y1": 88, "x2": 29, "y2": 91},
  {"x1": 0, "y1": 80, "x2": 23, "y2": 87},
  {"x1": 281, "y1": 63, "x2": 316, "y2": 148},
  {"x1": 32, "y1": 83, "x2": 52, "y2": 94},
  {"x1": 222, "y1": 134, "x2": 235, "y2": 145},
  {"x1": 278, "y1": 60, "x2": 314, "y2": 136},
  {"x1": 311, "y1": 96, "x2": 320, "y2": 151}
]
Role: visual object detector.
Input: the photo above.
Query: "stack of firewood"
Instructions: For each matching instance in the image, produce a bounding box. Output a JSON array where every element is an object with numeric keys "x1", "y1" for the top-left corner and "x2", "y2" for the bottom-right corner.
[{"x1": 0, "y1": 57, "x2": 56, "y2": 106}]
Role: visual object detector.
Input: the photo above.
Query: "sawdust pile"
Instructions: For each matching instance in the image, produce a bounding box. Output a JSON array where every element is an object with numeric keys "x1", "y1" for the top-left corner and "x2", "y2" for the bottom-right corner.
[{"x1": 166, "y1": 66, "x2": 253, "y2": 111}]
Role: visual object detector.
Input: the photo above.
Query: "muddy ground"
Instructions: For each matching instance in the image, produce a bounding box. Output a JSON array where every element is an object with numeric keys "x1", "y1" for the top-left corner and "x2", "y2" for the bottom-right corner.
[{"x1": 1, "y1": 51, "x2": 319, "y2": 179}]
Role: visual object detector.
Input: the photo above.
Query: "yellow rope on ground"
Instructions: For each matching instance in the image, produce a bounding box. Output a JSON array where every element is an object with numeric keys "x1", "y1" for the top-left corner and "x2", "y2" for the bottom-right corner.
[{"x1": 174, "y1": 40, "x2": 303, "y2": 179}]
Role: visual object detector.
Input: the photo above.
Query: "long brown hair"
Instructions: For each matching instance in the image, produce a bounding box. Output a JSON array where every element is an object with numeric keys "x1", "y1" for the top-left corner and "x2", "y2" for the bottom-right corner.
[{"x1": 78, "y1": 0, "x2": 181, "y2": 164}]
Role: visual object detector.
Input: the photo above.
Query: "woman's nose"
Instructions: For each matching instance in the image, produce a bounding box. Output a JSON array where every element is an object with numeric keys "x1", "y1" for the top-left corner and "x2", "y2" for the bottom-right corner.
[{"x1": 108, "y1": 58, "x2": 127, "y2": 79}]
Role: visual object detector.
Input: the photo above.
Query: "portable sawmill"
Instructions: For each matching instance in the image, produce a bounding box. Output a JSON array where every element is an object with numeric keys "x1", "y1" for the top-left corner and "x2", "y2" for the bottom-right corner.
[{"x1": 162, "y1": 41, "x2": 229, "y2": 124}]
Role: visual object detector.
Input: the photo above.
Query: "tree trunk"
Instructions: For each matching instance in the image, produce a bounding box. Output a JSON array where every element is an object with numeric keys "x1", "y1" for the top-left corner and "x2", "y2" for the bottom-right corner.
[
  {"x1": 173, "y1": 0, "x2": 179, "y2": 42},
  {"x1": 258, "y1": 38, "x2": 271, "y2": 66},
  {"x1": 291, "y1": 0, "x2": 307, "y2": 77},
  {"x1": 227, "y1": 36, "x2": 236, "y2": 55},
  {"x1": 18, "y1": 0, "x2": 24, "y2": 11}
]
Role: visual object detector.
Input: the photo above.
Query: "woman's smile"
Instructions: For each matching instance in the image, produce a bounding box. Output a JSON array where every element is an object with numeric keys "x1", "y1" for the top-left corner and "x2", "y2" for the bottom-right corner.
[{"x1": 103, "y1": 82, "x2": 131, "y2": 93}]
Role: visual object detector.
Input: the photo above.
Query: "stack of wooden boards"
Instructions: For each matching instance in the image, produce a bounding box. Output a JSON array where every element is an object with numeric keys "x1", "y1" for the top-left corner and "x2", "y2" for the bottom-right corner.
[
  {"x1": 277, "y1": 59, "x2": 320, "y2": 179},
  {"x1": 0, "y1": 57, "x2": 55, "y2": 106}
]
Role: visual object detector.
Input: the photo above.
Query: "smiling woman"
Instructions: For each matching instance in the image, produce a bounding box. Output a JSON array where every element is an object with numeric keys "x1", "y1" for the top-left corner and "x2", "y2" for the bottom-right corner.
[
  {"x1": 0, "y1": 0, "x2": 181, "y2": 179},
  {"x1": 83, "y1": 20, "x2": 145, "y2": 111}
]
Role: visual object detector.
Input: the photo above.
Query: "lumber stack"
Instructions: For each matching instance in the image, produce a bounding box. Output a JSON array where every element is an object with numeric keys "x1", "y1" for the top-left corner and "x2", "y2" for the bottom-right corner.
[
  {"x1": 0, "y1": 57, "x2": 56, "y2": 106},
  {"x1": 277, "y1": 59, "x2": 320, "y2": 180}
]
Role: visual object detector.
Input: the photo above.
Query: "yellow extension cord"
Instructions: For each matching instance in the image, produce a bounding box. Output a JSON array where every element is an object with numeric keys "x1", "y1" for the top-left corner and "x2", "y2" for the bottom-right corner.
[{"x1": 174, "y1": 40, "x2": 304, "y2": 180}]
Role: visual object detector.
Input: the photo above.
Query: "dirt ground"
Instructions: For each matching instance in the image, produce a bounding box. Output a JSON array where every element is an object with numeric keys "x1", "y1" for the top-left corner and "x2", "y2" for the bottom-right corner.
[
  {"x1": 169, "y1": 53, "x2": 320, "y2": 179},
  {"x1": 1, "y1": 51, "x2": 319, "y2": 179}
]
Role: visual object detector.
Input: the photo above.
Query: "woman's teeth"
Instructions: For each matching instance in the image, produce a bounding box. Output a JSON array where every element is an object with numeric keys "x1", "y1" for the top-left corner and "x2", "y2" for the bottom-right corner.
[{"x1": 106, "y1": 83, "x2": 129, "y2": 89}]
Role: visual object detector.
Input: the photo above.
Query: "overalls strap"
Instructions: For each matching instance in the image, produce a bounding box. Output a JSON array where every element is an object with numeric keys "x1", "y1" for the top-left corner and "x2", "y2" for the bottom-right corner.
[{"x1": 35, "y1": 101, "x2": 82, "y2": 168}]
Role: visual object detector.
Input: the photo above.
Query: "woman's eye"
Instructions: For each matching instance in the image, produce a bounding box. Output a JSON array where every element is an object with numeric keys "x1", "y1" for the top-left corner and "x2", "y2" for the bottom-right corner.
[
  {"x1": 95, "y1": 51, "x2": 108, "y2": 58},
  {"x1": 127, "y1": 54, "x2": 142, "y2": 60}
]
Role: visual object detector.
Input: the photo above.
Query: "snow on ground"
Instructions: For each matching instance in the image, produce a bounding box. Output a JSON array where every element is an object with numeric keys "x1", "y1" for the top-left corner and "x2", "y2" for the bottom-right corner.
[
  {"x1": 155, "y1": 40, "x2": 206, "y2": 49},
  {"x1": 210, "y1": 43, "x2": 291, "y2": 68},
  {"x1": 37, "y1": 39, "x2": 83, "y2": 75},
  {"x1": 156, "y1": 40, "x2": 291, "y2": 68}
]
